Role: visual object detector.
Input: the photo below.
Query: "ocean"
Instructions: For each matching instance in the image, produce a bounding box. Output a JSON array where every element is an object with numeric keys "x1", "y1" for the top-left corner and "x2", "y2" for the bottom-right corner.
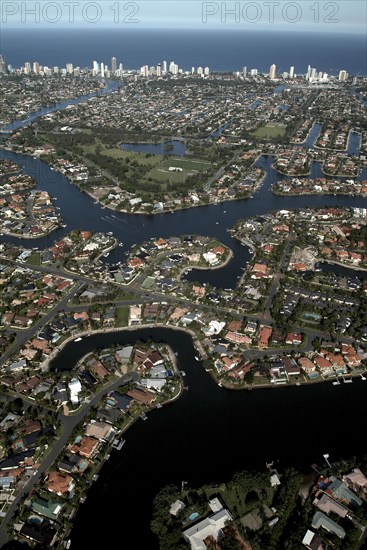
[{"x1": 1, "y1": 27, "x2": 366, "y2": 75}]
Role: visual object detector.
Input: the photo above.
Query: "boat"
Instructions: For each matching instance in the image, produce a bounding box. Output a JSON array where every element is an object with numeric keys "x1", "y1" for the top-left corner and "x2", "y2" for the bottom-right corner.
[
  {"x1": 74, "y1": 337, "x2": 82, "y2": 342},
  {"x1": 332, "y1": 379, "x2": 340, "y2": 385},
  {"x1": 361, "y1": 374, "x2": 366, "y2": 381},
  {"x1": 194, "y1": 355, "x2": 200, "y2": 361},
  {"x1": 140, "y1": 413, "x2": 148, "y2": 420}
]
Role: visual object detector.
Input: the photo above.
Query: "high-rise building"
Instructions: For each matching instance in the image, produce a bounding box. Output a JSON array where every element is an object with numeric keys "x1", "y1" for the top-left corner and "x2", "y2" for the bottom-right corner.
[
  {"x1": 53, "y1": 66, "x2": 59, "y2": 74},
  {"x1": 269, "y1": 64, "x2": 276, "y2": 80},
  {"x1": 111, "y1": 56, "x2": 117, "y2": 75},
  {"x1": 282, "y1": 72, "x2": 288, "y2": 79},
  {"x1": 140, "y1": 65, "x2": 149, "y2": 77},
  {"x1": 33, "y1": 62, "x2": 40, "y2": 74},
  {"x1": 191, "y1": 66, "x2": 195, "y2": 74},
  {"x1": 149, "y1": 66, "x2": 155, "y2": 76},
  {"x1": 100, "y1": 63, "x2": 105, "y2": 78},
  {"x1": 66, "y1": 63, "x2": 74, "y2": 75},
  {"x1": 243, "y1": 66, "x2": 247, "y2": 77},
  {"x1": 289, "y1": 66, "x2": 295, "y2": 79},
  {"x1": 339, "y1": 69, "x2": 348, "y2": 82},
  {"x1": 197, "y1": 66, "x2": 203, "y2": 76},
  {"x1": 156, "y1": 63, "x2": 162, "y2": 77},
  {"x1": 169, "y1": 61, "x2": 178, "y2": 75},
  {"x1": 250, "y1": 68, "x2": 258, "y2": 76},
  {"x1": 311, "y1": 67, "x2": 317, "y2": 79},
  {"x1": 204, "y1": 66, "x2": 210, "y2": 76},
  {"x1": 162, "y1": 60, "x2": 167, "y2": 74},
  {"x1": 0, "y1": 55, "x2": 7, "y2": 74},
  {"x1": 306, "y1": 65, "x2": 312, "y2": 79},
  {"x1": 24, "y1": 62, "x2": 31, "y2": 74}
]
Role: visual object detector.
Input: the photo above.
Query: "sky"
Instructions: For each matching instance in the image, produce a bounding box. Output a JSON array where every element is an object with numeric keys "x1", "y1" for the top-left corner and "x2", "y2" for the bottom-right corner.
[{"x1": 1, "y1": 0, "x2": 366, "y2": 32}]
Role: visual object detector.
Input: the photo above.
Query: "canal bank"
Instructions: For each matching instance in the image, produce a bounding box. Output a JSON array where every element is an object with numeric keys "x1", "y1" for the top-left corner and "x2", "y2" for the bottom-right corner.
[{"x1": 48, "y1": 326, "x2": 367, "y2": 550}]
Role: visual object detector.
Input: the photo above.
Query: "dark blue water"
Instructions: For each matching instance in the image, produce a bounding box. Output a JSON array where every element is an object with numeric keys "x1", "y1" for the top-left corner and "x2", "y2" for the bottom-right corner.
[
  {"x1": 1, "y1": 77, "x2": 367, "y2": 548},
  {"x1": 300, "y1": 123, "x2": 322, "y2": 148},
  {"x1": 347, "y1": 131, "x2": 362, "y2": 157},
  {"x1": 49, "y1": 328, "x2": 367, "y2": 550},
  {"x1": 120, "y1": 140, "x2": 187, "y2": 156},
  {"x1": 1, "y1": 149, "x2": 367, "y2": 290},
  {"x1": 1, "y1": 28, "x2": 366, "y2": 75},
  {"x1": 318, "y1": 261, "x2": 367, "y2": 280},
  {"x1": 1, "y1": 80, "x2": 121, "y2": 132}
]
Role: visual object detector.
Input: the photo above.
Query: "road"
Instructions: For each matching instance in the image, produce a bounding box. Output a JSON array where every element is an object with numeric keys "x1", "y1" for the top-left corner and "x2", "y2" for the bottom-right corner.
[{"x1": 0, "y1": 370, "x2": 139, "y2": 547}]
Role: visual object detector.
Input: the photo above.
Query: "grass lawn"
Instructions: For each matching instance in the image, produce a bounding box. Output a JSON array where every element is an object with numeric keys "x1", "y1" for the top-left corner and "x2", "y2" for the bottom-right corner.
[
  {"x1": 149, "y1": 157, "x2": 212, "y2": 183},
  {"x1": 252, "y1": 124, "x2": 287, "y2": 139},
  {"x1": 26, "y1": 252, "x2": 41, "y2": 266},
  {"x1": 115, "y1": 307, "x2": 129, "y2": 327}
]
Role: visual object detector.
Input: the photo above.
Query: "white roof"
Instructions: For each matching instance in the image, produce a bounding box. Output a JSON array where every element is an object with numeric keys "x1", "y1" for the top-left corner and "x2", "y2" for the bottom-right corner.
[
  {"x1": 140, "y1": 379, "x2": 166, "y2": 390},
  {"x1": 170, "y1": 500, "x2": 186, "y2": 516},
  {"x1": 302, "y1": 530, "x2": 315, "y2": 546},
  {"x1": 208, "y1": 498, "x2": 223, "y2": 513},
  {"x1": 183, "y1": 509, "x2": 232, "y2": 550}
]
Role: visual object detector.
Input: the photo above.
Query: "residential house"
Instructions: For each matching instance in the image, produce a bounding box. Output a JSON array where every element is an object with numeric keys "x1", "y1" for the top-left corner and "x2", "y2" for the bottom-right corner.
[
  {"x1": 258, "y1": 326, "x2": 272, "y2": 348},
  {"x1": 313, "y1": 493, "x2": 348, "y2": 518},
  {"x1": 311, "y1": 511, "x2": 345, "y2": 539},
  {"x1": 183, "y1": 508, "x2": 232, "y2": 550},
  {"x1": 47, "y1": 471, "x2": 74, "y2": 496}
]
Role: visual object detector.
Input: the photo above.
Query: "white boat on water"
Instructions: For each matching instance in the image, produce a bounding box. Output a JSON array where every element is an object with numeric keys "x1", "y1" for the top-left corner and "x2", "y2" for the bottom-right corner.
[{"x1": 75, "y1": 337, "x2": 82, "y2": 342}]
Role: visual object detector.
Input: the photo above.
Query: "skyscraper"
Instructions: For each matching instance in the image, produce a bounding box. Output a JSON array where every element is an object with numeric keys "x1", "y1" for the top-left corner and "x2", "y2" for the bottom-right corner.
[
  {"x1": 24, "y1": 62, "x2": 31, "y2": 74},
  {"x1": 33, "y1": 62, "x2": 40, "y2": 74},
  {"x1": 243, "y1": 66, "x2": 247, "y2": 77},
  {"x1": 289, "y1": 66, "x2": 295, "y2": 79},
  {"x1": 162, "y1": 60, "x2": 167, "y2": 74},
  {"x1": 111, "y1": 56, "x2": 117, "y2": 75},
  {"x1": 339, "y1": 70, "x2": 348, "y2": 82},
  {"x1": 100, "y1": 63, "x2": 105, "y2": 78},
  {"x1": 0, "y1": 55, "x2": 7, "y2": 74},
  {"x1": 169, "y1": 61, "x2": 178, "y2": 75},
  {"x1": 66, "y1": 63, "x2": 74, "y2": 75},
  {"x1": 269, "y1": 64, "x2": 276, "y2": 80}
]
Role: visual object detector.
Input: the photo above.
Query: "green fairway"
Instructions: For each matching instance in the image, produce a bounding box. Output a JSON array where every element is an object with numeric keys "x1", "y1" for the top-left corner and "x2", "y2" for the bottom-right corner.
[
  {"x1": 148, "y1": 157, "x2": 211, "y2": 183},
  {"x1": 252, "y1": 124, "x2": 286, "y2": 139}
]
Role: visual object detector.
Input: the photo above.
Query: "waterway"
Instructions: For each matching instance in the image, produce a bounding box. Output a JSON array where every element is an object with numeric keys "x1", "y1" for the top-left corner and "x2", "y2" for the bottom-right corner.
[
  {"x1": 0, "y1": 80, "x2": 122, "y2": 134},
  {"x1": 1, "y1": 87, "x2": 367, "y2": 549},
  {"x1": 120, "y1": 139, "x2": 187, "y2": 156},
  {"x1": 48, "y1": 328, "x2": 367, "y2": 549}
]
